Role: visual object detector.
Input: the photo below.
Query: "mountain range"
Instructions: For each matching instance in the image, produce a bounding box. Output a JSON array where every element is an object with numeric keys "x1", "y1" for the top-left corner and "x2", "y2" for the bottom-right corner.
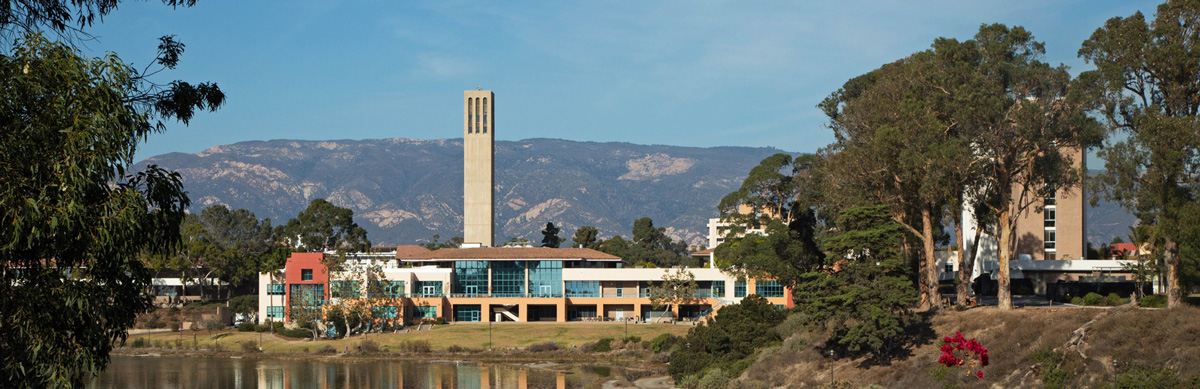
[{"x1": 135, "y1": 138, "x2": 1137, "y2": 249}]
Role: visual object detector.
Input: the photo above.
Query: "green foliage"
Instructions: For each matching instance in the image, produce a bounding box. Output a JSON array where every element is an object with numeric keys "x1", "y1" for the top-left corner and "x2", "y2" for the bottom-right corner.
[
  {"x1": 240, "y1": 341, "x2": 259, "y2": 353},
  {"x1": 592, "y1": 337, "x2": 613, "y2": 352},
  {"x1": 527, "y1": 342, "x2": 559, "y2": 352},
  {"x1": 275, "y1": 198, "x2": 371, "y2": 253},
  {"x1": 275, "y1": 327, "x2": 312, "y2": 339},
  {"x1": 1142, "y1": 295, "x2": 1168, "y2": 308},
  {"x1": 650, "y1": 334, "x2": 680, "y2": 353},
  {"x1": 668, "y1": 295, "x2": 786, "y2": 380},
  {"x1": 1071, "y1": 297, "x2": 1086, "y2": 306},
  {"x1": 715, "y1": 213, "x2": 825, "y2": 290},
  {"x1": 1031, "y1": 346, "x2": 1070, "y2": 389},
  {"x1": 396, "y1": 340, "x2": 431, "y2": 353},
  {"x1": 358, "y1": 340, "x2": 381, "y2": 354},
  {"x1": 229, "y1": 295, "x2": 258, "y2": 316},
  {"x1": 648, "y1": 267, "x2": 698, "y2": 314},
  {"x1": 595, "y1": 218, "x2": 693, "y2": 267},
  {"x1": 236, "y1": 322, "x2": 257, "y2": 332},
  {"x1": 793, "y1": 206, "x2": 919, "y2": 359},
  {"x1": 540, "y1": 222, "x2": 562, "y2": 248},
  {"x1": 0, "y1": 30, "x2": 222, "y2": 386},
  {"x1": 1084, "y1": 292, "x2": 1105, "y2": 306},
  {"x1": 695, "y1": 368, "x2": 732, "y2": 389},
  {"x1": 572, "y1": 226, "x2": 600, "y2": 249},
  {"x1": 1107, "y1": 365, "x2": 1182, "y2": 389},
  {"x1": 1079, "y1": 0, "x2": 1200, "y2": 308},
  {"x1": 420, "y1": 234, "x2": 463, "y2": 250}
]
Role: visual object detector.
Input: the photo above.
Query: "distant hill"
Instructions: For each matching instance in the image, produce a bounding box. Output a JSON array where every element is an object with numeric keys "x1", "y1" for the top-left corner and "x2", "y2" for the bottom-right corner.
[
  {"x1": 136, "y1": 139, "x2": 1137, "y2": 249},
  {"x1": 136, "y1": 138, "x2": 787, "y2": 247}
]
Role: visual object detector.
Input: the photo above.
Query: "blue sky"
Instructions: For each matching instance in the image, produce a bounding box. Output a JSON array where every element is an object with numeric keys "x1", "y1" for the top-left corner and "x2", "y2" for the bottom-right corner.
[{"x1": 78, "y1": 1, "x2": 1161, "y2": 163}]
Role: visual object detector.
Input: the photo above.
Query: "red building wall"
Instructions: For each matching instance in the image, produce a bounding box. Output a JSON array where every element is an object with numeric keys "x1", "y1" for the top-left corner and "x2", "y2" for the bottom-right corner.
[{"x1": 283, "y1": 252, "x2": 329, "y2": 320}]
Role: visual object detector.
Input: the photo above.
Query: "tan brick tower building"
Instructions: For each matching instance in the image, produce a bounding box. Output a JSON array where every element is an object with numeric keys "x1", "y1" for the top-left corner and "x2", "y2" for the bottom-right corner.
[{"x1": 463, "y1": 90, "x2": 494, "y2": 247}]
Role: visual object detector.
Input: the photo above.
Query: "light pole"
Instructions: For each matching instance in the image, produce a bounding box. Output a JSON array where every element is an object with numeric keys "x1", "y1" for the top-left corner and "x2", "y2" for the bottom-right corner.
[{"x1": 829, "y1": 349, "x2": 835, "y2": 386}]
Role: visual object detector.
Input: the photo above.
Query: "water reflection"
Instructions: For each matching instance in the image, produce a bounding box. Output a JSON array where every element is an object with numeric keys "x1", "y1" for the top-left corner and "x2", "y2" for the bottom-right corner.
[{"x1": 91, "y1": 355, "x2": 600, "y2": 388}]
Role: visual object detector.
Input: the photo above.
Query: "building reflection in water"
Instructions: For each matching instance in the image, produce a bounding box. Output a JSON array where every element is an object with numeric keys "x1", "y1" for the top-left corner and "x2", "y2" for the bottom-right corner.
[{"x1": 93, "y1": 355, "x2": 596, "y2": 388}]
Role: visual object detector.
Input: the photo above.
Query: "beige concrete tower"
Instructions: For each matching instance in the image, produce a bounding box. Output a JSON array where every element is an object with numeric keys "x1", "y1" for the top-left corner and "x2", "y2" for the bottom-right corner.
[{"x1": 463, "y1": 90, "x2": 494, "y2": 247}]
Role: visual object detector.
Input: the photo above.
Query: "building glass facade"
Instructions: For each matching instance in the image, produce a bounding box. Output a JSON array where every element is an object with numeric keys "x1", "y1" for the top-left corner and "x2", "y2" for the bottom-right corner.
[
  {"x1": 756, "y1": 280, "x2": 784, "y2": 297},
  {"x1": 330, "y1": 280, "x2": 359, "y2": 298},
  {"x1": 289, "y1": 284, "x2": 325, "y2": 306},
  {"x1": 374, "y1": 280, "x2": 405, "y2": 298},
  {"x1": 491, "y1": 261, "x2": 526, "y2": 297},
  {"x1": 453, "y1": 304, "x2": 482, "y2": 322},
  {"x1": 418, "y1": 280, "x2": 443, "y2": 297},
  {"x1": 565, "y1": 281, "x2": 599, "y2": 297},
  {"x1": 453, "y1": 261, "x2": 489, "y2": 296},
  {"x1": 734, "y1": 281, "x2": 747, "y2": 297},
  {"x1": 411, "y1": 306, "x2": 438, "y2": 319},
  {"x1": 266, "y1": 306, "x2": 284, "y2": 318},
  {"x1": 372, "y1": 306, "x2": 398, "y2": 319},
  {"x1": 268, "y1": 283, "x2": 285, "y2": 295},
  {"x1": 527, "y1": 260, "x2": 562, "y2": 297}
]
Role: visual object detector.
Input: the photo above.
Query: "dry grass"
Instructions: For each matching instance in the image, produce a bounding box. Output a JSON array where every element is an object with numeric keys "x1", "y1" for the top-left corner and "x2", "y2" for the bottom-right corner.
[
  {"x1": 738, "y1": 306, "x2": 1200, "y2": 388},
  {"x1": 119, "y1": 322, "x2": 692, "y2": 355}
]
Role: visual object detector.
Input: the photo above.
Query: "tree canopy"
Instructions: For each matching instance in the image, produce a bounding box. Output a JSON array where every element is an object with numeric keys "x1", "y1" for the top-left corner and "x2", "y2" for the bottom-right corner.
[
  {"x1": 540, "y1": 222, "x2": 562, "y2": 248},
  {"x1": 275, "y1": 198, "x2": 371, "y2": 253},
  {"x1": 0, "y1": 31, "x2": 221, "y2": 386},
  {"x1": 1078, "y1": 0, "x2": 1200, "y2": 308}
]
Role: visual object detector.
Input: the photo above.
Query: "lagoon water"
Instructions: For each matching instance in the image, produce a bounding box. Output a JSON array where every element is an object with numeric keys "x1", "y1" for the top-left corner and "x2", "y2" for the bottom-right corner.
[{"x1": 90, "y1": 355, "x2": 619, "y2": 388}]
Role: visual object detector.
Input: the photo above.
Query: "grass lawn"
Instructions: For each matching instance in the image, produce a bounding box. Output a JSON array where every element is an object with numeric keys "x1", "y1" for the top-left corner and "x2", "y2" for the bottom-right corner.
[{"x1": 124, "y1": 322, "x2": 695, "y2": 354}]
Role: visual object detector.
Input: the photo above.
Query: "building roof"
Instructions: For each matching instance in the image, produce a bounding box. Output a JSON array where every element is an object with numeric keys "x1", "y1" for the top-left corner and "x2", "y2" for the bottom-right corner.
[
  {"x1": 394, "y1": 245, "x2": 432, "y2": 259},
  {"x1": 690, "y1": 248, "x2": 715, "y2": 257},
  {"x1": 401, "y1": 247, "x2": 621, "y2": 261}
]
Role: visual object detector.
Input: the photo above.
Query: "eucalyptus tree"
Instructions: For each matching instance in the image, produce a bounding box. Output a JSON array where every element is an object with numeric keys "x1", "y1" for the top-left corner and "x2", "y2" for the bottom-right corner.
[
  {"x1": 275, "y1": 198, "x2": 371, "y2": 253},
  {"x1": 1078, "y1": 0, "x2": 1200, "y2": 308},
  {"x1": 948, "y1": 24, "x2": 1101, "y2": 310},
  {"x1": 820, "y1": 48, "x2": 970, "y2": 309}
]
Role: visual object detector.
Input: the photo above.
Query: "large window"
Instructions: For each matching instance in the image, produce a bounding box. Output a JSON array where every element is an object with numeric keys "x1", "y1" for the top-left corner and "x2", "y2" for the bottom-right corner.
[
  {"x1": 453, "y1": 305, "x2": 481, "y2": 322},
  {"x1": 301, "y1": 269, "x2": 313, "y2": 281},
  {"x1": 411, "y1": 306, "x2": 438, "y2": 319},
  {"x1": 453, "y1": 261, "x2": 489, "y2": 296},
  {"x1": 1045, "y1": 229, "x2": 1057, "y2": 249},
  {"x1": 528, "y1": 260, "x2": 562, "y2": 297},
  {"x1": 756, "y1": 280, "x2": 784, "y2": 297},
  {"x1": 734, "y1": 281, "x2": 747, "y2": 298},
  {"x1": 711, "y1": 281, "x2": 726, "y2": 298},
  {"x1": 289, "y1": 284, "x2": 324, "y2": 306},
  {"x1": 1044, "y1": 206, "x2": 1056, "y2": 227},
  {"x1": 374, "y1": 280, "x2": 405, "y2": 298},
  {"x1": 372, "y1": 306, "x2": 398, "y2": 319},
  {"x1": 491, "y1": 261, "x2": 526, "y2": 297},
  {"x1": 565, "y1": 281, "x2": 599, "y2": 297},
  {"x1": 330, "y1": 280, "x2": 360, "y2": 298},
  {"x1": 418, "y1": 281, "x2": 443, "y2": 297},
  {"x1": 266, "y1": 306, "x2": 284, "y2": 318},
  {"x1": 268, "y1": 283, "x2": 285, "y2": 295}
]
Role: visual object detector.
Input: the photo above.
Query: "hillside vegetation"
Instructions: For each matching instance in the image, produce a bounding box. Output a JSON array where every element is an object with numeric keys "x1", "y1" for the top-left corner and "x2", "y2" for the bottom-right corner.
[{"x1": 738, "y1": 306, "x2": 1200, "y2": 388}]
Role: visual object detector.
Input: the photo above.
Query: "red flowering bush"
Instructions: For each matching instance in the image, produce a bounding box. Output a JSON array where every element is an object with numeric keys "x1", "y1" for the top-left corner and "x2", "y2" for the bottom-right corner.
[{"x1": 938, "y1": 332, "x2": 989, "y2": 380}]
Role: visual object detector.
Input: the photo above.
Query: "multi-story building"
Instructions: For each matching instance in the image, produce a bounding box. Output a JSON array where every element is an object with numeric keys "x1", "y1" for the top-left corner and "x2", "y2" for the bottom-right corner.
[{"x1": 256, "y1": 247, "x2": 790, "y2": 325}]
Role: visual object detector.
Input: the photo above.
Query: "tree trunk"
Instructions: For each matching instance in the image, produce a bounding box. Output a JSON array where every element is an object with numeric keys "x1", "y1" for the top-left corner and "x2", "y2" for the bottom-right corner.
[
  {"x1": 997, "y1": 209, "x2": 1014, "y2": 310},
  {"x1": 954, "y1": 218, "x2": 970, "y2": 306},
  {"x1": 1164, "y1": 238, "x2": 1182, "y2": 308},
  {"x1": 922, "y1": 207, "x2": 942, "y2": 310}
]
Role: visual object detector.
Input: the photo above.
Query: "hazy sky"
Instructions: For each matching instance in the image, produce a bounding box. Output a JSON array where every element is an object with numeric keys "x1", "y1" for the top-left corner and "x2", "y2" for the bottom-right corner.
[{"x1": 77, "y1": 1, "x2": 1162, "y2": 162}]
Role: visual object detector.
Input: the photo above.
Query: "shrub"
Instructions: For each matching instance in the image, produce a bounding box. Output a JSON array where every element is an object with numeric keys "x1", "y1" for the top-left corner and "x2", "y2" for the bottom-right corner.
[
  {"x1": 276, "y1": 328, "x2": 312, "y2": 339},
  {"x1": 1110, "y1": 365, "x2": 1180, "y2": 388},
  {"x1": 592, "y1": 337, "x2": 613, "y2": 352},
  {"x1": 623, "y1": 336, "x2": 642, "y2": 344},
  {"x1": 446, "y1": 344, "x2": 473, "y2": 353},
  {"x1": 170, "y1": 322, "x2": 181, "y2": 332},
  {"x1": 1030, "y1": 346, "x2": 1069, "y2": 389},
  {"x1": 650, "y1": 334, "x2": 679, "y2": 353},
  {"x1": 211, "y1": 342, "x2": 224, "y2": 352},
  {"x1": 129, "y1": 337, "x2": 148, "y2": 348},
  {"x1": 316, "y1": 344, "x2": 337, "y2": 354},
  {"x1": 256, "y1": 324, "x2": 272, "y2": 332},
  {"x1": 396, "y1": 340, "x2": 431, "y2": 353},
  {"x1": 237, "y1": 322, "x2": 257, "y2": 332},
  {"x1": 1142, "y1": 295, "x2": 1168, "y2": 308},
  {"x1": 240, "y1": 341, "x2": 259, "y2": 353},
  {"x1": 1071, "y1": 297, "x2": 1086, "y2": 306},
  {"x1": 273, "y1": 321, "x2": 285, "y2": 332},
  {"x1": 696, "y1": 368, "x2": 732, "y2": 389},
  {"x1": 527, "y1": 342, "x2": 559, "y2": 352},
  {"x1": 1084, "y1": 292, "x2": 1105, "y2": 306},
  {"x1": 359, "y1": 340, "x2": 381, "y2": 354}
]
